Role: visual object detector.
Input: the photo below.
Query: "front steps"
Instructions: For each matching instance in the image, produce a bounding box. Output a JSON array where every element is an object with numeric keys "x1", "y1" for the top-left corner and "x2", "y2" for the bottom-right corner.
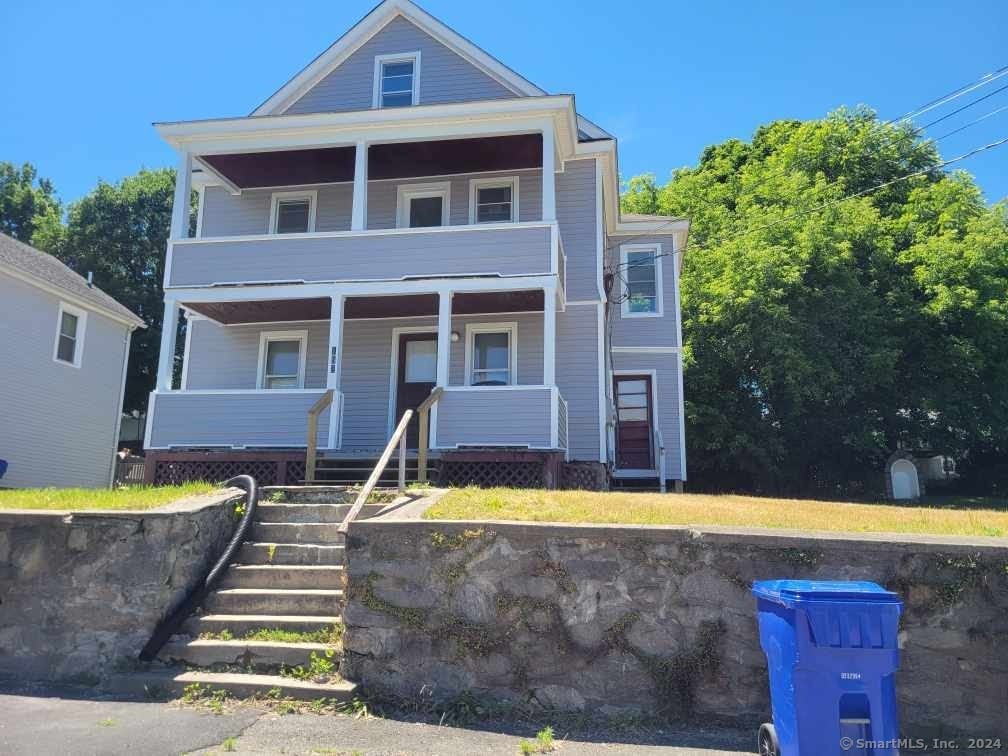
[
  {"x1": 117, "y1": 669, "x2": 356, "y2": 702},
  {"x1": 183, "y1": 614, "x2": 343, "y2": 637},
  {"x1": 219, "y1": 565, "x2": 344, "y2": 590},
  {"x1": 307, "y1": 455, "x2": 441, "y2": 486}
]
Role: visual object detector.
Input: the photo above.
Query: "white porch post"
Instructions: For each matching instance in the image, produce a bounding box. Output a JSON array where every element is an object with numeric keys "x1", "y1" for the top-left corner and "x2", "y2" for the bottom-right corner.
[
  {"x1": 351, "y1": 140, "x2": 368, "y2": 231},
  {"x1": 541, "y1": 126, "x2": 556, "y2": 222},
  {"x1": 436, "y1": 289, "x2": 453, "y2": 386},
  {"x1": 543, "y1": 285, "x2": 556, "y2": 386},
  {"x1": 170, "y1": 151, "x2": 192, "y2": 240},
  {"x1": 327, "y1": 294, "x2": 345, "y2": 389},
  {"x1": 156, "y1": 298, "x2": 180, "y2": 391}
]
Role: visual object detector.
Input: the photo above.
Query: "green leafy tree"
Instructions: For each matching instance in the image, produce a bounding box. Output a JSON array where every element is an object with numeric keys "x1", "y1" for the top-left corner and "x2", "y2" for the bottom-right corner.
[
  {"x1": 622, "y1": 107, "x2": 1008, "y2": 495},
  {"x1": 0, "y1": 162, "x2": 62, "y2": 246}
]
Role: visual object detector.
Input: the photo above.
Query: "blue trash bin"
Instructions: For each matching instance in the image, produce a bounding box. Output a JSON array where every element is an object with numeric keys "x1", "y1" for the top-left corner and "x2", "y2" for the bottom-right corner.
[{"x1": 752, "y1": 580, "x2": 902, "y2": 756}]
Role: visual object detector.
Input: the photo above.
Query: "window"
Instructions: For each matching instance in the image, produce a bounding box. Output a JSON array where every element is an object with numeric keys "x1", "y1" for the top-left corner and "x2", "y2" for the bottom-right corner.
[
  {"x1": 404, "y1": 339, "x2": 437, "y2": 383},
  {"x1": 257, "y1": 330, "x2": 307, "y2": 389},
  {"x1": 396, "y1": 182, "x2": 450, "y2": 228},
  {"x1": 373, "y1": 52, "x2": 420, "y2": 108},
  {"x1": 620, "y1": 243, "x2": 664, "y2": 317},
  {"x1": 52, "y1": 302, "x2": 86, "y2": 368},
  {"x1": 269, "y1": 191, "x2": 317, "y2": 234},
  {"x1": 469, "y1": 177, "x2": 519, "y2": 224},
  {"x1": 465, "y1": 322, "x2": 518, "y2": 386}
]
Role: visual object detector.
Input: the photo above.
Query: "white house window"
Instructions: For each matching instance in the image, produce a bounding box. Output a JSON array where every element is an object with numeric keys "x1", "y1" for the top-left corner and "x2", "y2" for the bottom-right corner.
[
  {"x1": 269, "y1": 191, "x2": 317, "y2": 234},
  {"x1": 52, "y1": 302, "x2": 86, "y2": 368},
  {"x1": 258, "y1": 330, "x2": 308, "y2": 389},
  {"x1": 396, "y1": 182, "x2": 450, "y2": 228},
  {"x1": 620, "y1": 243, "x2": 664, "y2": 317},
  {"x1": 465, "y1": 322, "x2": 517, "y2": 386},
  {"x1": 469, "y1": 177, "x2": 519, "y2": 224},
  {"x1": 373, "y1": 52, "x2": 420, "y2": 108}
]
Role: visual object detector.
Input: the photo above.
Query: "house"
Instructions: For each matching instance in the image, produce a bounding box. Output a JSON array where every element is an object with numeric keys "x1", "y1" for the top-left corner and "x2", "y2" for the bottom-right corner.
[
  {"x1": 144, "y1": 0, "x2": 688, "y2": 490},
  {"x1": 0, "y1": 233, "x2": 144, "y2": 488}
]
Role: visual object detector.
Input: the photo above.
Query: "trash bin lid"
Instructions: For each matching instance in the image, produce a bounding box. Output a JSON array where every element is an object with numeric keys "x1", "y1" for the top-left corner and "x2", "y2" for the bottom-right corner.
[{"x1": 752, "y1": 579, "x2": 900, "y2": 606}]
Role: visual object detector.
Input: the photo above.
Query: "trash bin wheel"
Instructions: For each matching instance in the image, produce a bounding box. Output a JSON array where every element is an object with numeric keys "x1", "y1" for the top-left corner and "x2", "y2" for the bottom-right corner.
[{"x1": 758, "y1": 723, "x2": 780, "y2": 756}]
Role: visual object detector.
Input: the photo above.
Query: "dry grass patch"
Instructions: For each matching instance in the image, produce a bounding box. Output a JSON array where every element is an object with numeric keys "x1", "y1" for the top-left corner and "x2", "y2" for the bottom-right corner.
[
  {"x1": 425, "y1": 487, "x2": 1008, "y2": 538},
  {"x1": 0, "y1": 483, "x2": 217, "y2": 511}
]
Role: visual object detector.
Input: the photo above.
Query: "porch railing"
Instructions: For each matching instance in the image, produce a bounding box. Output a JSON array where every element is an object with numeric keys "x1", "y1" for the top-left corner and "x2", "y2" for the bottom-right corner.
[
  {"x1": 305, "y1": 389, "x2": 335, "y2": 483},
  {"x1": 416, "y1": 386, "x2": 444, "y2": 484}
]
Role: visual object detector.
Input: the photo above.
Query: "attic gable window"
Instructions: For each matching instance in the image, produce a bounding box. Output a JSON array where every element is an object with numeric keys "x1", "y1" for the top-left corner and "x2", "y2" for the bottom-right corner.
[{"x1": 373, "y1": 52, "x2": 420, "y2": 108}]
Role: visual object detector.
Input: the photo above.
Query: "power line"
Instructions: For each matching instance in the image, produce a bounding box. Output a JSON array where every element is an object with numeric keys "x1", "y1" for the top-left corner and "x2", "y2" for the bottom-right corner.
[
  {"x1": 917, "y1": 83, "x2": 1008, "y2": 131},
  {"x1": 933, "y1": 103, "x2": 1008, "y2": 141},
  {"x1": 886, "y1": 64, "x2": 1008, "y2": 125}
]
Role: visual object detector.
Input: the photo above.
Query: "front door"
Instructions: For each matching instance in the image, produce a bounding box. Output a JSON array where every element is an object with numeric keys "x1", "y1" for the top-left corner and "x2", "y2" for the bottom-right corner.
[
  {"x1": 395, "y1": 333, "x2": 438, "y2": 448},
  {"x1": 614, "y1": 375, "x2": 654, "y2": 469}
]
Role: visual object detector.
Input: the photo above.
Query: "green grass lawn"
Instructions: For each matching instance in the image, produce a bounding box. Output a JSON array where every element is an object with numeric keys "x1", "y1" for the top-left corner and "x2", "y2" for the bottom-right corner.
[
  {"x1": 0, "y1": 483, "x2": 218, "y2": 511},
  {"x1": 425, "y1": 487, "x2": 1008, "y2": 538}
]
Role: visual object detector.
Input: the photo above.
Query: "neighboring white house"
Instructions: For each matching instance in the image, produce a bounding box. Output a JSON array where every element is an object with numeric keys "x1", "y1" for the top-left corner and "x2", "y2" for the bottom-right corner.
[{"x1": 0, "y1": 232, "x2": 145, "y2": 488}]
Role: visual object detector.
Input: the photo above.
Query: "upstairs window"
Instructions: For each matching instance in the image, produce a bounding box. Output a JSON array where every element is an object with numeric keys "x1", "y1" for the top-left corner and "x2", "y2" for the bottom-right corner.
[
  {"x1": 465, "y1": 322, "x2": 517, "y2": 386},
  {"x1": 374, "y1": 52, "x2": 420, "y2": 108},
  {"x1": 620, "y1": 243, "x2": 664, "y2": 318},
  {"x1": 269, "y1": 191, "x2": 317, "y2": 234},
  {"x1": 53, "y1": 302, "x2": 86, "y2": 368},
  {"x1": 396, "y1": 183, "x2": 450, "y2": 228},
  {"x1": 258, "y1": 331, "x2": 307, "y2": 389},
  {"x1": 470, "y1": 177, "x2": 519, "y2": 224}
]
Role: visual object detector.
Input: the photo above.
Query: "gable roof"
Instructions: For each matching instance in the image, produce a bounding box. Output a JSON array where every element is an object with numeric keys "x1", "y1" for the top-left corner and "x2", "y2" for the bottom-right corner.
[
  {"x1": 252, "y1": 0, "x2": 612, "y2": 140},
  {"x1": 0, "y1": 232, "x2": 144, "y2": 328}
]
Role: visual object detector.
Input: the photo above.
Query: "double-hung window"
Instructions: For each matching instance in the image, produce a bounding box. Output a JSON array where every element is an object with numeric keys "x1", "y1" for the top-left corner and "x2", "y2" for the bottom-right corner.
[
  {"x1": 258, "y1": 331, "x2": 307, "y2": 389},
  {"x1": 269, "y1": 191, "x2": 317, "y2": 234},
  {"x1": 374, "y1": 52, "x2": 420, "y2": 108},
  {"x1": 620, "y1": 243, "x2": 664, "y2": 317},
  {"x1": 465, "y1": 322, "x2": 517, "y2": 386},
  {"x1": 53, "y1": 302, "x2": 86, "y2": 368},
  {"x1": 396, "y1": 182, "x2": 450, "y2": 228},
  {"x1": 469, "y1": 177, "x2": 519, "y2": 224}
]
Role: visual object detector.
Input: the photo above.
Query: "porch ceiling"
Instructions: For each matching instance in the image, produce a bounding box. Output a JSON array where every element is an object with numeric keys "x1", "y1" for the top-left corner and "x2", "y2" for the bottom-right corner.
[
  {"x1": 200, "y1": 147, "x2": 355, "y2": 189},
  {"x1": 183, "y1": 290, "x2": 545, "y2": 325}
]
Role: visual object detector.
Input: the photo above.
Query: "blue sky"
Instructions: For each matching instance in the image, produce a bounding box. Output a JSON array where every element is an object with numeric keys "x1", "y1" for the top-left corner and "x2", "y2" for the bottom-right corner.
[{"x1": 2, "y1": 0, "x2": 1006, "y2": 204}]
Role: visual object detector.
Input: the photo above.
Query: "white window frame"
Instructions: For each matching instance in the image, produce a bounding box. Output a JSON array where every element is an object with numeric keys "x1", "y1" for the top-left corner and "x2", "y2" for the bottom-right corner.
[
  {"x1": 464, "y1": 321, "x2": 518, "y2": 386},
  {"x1": 257, "y1": 330, "x2": 308, "y2": 389},
  {"x1": 396, "y1": 182, "x2": 451, "y2": 229},
  {"x1": 468, "y1": 176, "x2": 520, "y2": 224},
  {"x1": 372, "y1": 51, "x2": 421, "y2": 109},
  {"x1": 619, "y1": 243, "x2": 664, "y2": 318},
  {"x1": 268, "y1": 190, "x2": 317, "y2": 235},
  {"x1": 52, "y1": 301, "x2": 87, "y2": 368}
]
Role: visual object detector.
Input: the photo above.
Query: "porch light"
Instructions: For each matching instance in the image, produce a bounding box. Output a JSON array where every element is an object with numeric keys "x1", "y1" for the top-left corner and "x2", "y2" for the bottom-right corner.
[{"x1": 451, "y1": 331, "x2": 460, "y2": 342}]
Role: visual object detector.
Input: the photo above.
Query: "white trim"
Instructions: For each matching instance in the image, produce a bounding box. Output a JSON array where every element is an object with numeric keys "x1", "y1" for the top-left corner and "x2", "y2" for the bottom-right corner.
[
  {"x1": 396, "y1": 181, "x2": 450, "y2": 228},
  {"x1": 269, "y1": 190, "x2": 318, "y2": 234},
  {"x1": 143, "y1": 391, "x2": 156, "y2": 451},
  {"x1": 156, "y1": 299, "x2": 179, "y2": 391},
  {"x1": 594, "y1": 158, "x2": 607, "y2": 301},
  {"x1": 108, "y1": 326, "x2": 135, "y2": 487},
  {"x1": 52, "y1": 301, "x2": 87, "y2": 369},
  {"x1": 468, "y1": 175, "x2": 519, "y2": 224},
  {"x1": 596, "y1": 302, "x2": 608, "y2": 464},
  {"x1": 351, "y1": 141, "x2": 368, "y2": 231},
  {"x1": 619, "y1": 243, "x2": 664, "y2": 318},
  {"x1": 251, "y1": 0, "x2": 545, "y2": 116},
  {"x1": 372, "y1": 50, "x2": 421, "y2": 109},
  {"x1": 673, "y1": 236, "x2": 687, "y2": 481},
  {"x1": 153, "y1": 388, "x2": 326, "y2": 396},
  {"x1": 613, "y1": 368, "x2": 660, "y2": 474},
  {"x1": 256, "y1": 329, "x2": 309, "y2": 389},
  {"x1": 566, "y1": 299, "x2": 605, "y2": 306},
  {"x1": 180, "y1": 315, "x2": 194, "y2": 389},
  {"x1": 387, "y1": 325, "x2": 438, "y2": 439},
  {"x1": 611, "y1": 346, "x2": 681, "y2": 354},
  {"x1": 195, "y1": 185, "x2": 206, "y2": 238},
  {"x1": 464, "y1": 321, "x2": 518, "y2": 386}
]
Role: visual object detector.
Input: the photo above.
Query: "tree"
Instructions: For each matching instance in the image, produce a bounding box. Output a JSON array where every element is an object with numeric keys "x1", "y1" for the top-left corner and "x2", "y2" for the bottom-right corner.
[
  {"x1": 0, "y1": 162, "x2": 62, "y2": 246},
  {"x1": 621, "y1": 107, "x2": 1008, "y2": 496}
]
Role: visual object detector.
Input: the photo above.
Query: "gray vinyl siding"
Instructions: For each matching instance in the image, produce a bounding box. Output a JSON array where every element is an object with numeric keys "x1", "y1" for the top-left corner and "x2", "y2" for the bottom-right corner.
[
  {"x1": 0, "y1": 273, "x2": 131, "y2": 488},
  {"x1": 556, "y1": 158, "x2": 602, "y2": 302},
  {"x1": 435, "y1": 389, "x2": 552, "y2": 448},
  {"x1": 285, "y1": 16, "x2": 516, "y2": 115},
  {"x1": 169, "y1": 223, "x2": 552, "y2": 287},
  {"x1": 611, "y1": 352, "x2": 685, "y2": 481},
  {"x1": 607, "y1": 233, "x2": 680, "y2": 348},
  {"x1": 366, "y1": 169, "x2": 542, "y2": 229},
  {"x1": 148, "y1": 391, "x2": 330, "y2": 449},
  {"x1": 555, "y1": 302, "x2": 603, "y2": 462},
  {"x1": 200, "y1": 185, "x2": 353, "y2": 237}
]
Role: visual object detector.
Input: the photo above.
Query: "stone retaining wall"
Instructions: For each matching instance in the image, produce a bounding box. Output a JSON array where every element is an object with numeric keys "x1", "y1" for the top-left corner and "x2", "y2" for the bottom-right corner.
[
  {"x1": 342, "y1": 520, "x2": 1008, "y2": 741},
  {"x1": 0, "y1": 491, "x2": 238, "y2": 682}
]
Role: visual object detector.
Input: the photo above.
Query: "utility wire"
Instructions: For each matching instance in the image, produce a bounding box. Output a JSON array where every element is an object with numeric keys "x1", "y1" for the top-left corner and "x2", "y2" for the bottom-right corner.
[
  {"x1": 932, "y1": 103, "x2": 1008, "y2": 141},
  {"x1": 917, "y1": 82, "x2": 1008, "y2": 131},
  {"x1": 886, "y1": 64, "x2": 1008, "y2": 125}
]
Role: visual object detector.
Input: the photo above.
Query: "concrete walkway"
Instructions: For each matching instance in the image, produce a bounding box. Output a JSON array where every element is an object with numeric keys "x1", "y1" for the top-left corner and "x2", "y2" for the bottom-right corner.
[{"x1": 0, "y1": 683, "x2": 754, "y2": 755}]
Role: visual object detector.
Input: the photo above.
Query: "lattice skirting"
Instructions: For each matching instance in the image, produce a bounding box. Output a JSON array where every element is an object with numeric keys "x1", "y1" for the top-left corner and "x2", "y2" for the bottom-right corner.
[
  {"x1": 561, "y1": 462, "x2": 609, "y2": 491},
  {"x1": 440, "y1": 460, "x2": 546, "y2": 488},
  {"x1": 144, "y1": 451, "x2": 306, "y2": 486}
]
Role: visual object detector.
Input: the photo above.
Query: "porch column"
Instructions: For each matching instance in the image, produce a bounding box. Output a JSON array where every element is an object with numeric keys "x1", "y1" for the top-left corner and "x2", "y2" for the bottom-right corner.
[
  {"x1": 436, "y1": 290, "x2": 453, "y2": 386},
  {"x1": 541, "y1": 126, "x2": 556, "y2": 222},
  {"x1": 156, "y1": 298, "x2": 180, "y2": 391},
  {"x1": 543, "y1": 285, "x2": 556, "y2": 386},
  {"x1": 351, "y1": 140, "x2": 368, "y2": 231},
  {"x1": 170, "y1": 151, "x2": 192, "y2": 240},
  {"x1": 327, "y1": 294, "x2": 345, "y2": 389}
]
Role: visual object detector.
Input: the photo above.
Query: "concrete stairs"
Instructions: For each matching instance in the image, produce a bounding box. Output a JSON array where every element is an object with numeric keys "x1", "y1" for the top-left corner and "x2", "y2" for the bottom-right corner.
[{"x1": 145, "y1": 487, "x2": 387, "y2": 701}]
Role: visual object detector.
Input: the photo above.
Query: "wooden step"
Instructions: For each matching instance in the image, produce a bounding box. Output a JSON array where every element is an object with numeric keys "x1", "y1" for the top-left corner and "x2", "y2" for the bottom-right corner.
[
  {"x1": 238, "y1": 542, "x2": 346, "y2": 566},
  {"x1": 219, "y1": 565, "x2": 344, "y2": 590},
  {"x1": 183, "y1": 614, "x2": 342, "y2": 637},
  {"x1": 159, "y1": 638, "x2": 335, "y2": 671},
  {"x1": 253, "y1": 522, "x2": 345, "y2": 545},
  {"x1": 204, "y1": 588, "x2": 343, "y2": 616},
  {"x1": 107, "y1": 669, "x2": 355, "y2": 702}
]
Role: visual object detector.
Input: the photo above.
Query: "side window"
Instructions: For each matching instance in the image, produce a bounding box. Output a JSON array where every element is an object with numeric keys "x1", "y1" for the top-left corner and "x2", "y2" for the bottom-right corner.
[
  {"x1": 465, "y1": 323, "x2": 517, "y2": 386},
  {"x1": 396, "y1": 183, "x2": 450, "y2": 228},
  {"x1": 620, "y1": 244, "x2": 663, "y2": 317},
  {"x1": 53, "y1": 302, "x2": 87, "y2": 368},
  {"x1": 269, "y1": 191, "x2": 317, "y2": 234},
  {"x1": 258, "y1": 331, "x2": 307, "y2": 389},
  {"x1": 469, "y1": 177, "x2": 519, "y2": 224},
  {"x1": 373, "y1": 52, "x2": 420, "y2": 108}
]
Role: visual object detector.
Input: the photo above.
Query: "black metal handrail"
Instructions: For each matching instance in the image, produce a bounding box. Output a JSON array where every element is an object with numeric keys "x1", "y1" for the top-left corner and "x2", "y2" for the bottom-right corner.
[{"x1": 138, "y1": 475, "x2": 259, "y2": 661}]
